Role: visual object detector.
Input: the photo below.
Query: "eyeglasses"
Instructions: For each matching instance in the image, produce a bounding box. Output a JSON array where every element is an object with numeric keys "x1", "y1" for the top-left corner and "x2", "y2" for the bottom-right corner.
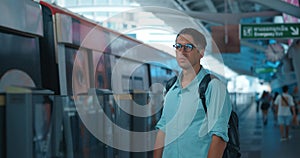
[{"x1": 173, "y1": 43, "x2": 195, "y2": 52}]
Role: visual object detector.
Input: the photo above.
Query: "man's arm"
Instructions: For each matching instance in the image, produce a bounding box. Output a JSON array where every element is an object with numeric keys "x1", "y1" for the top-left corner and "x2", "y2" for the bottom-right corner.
[
  {"x1": 207, "y1": 135, "x2": 226, "y2": 158},
  {"x1": 205, "y1": 80, "x2": 229, "y2": 157},
  {"x1": 153, "y1": 130, "x2": 165, "y2": 158},
  {"x1": 291, "y1": 106, "x2": 297, "y2": 116},
  {"x1": 289, "y1": 96, "x2": 297, "y2": 116}
]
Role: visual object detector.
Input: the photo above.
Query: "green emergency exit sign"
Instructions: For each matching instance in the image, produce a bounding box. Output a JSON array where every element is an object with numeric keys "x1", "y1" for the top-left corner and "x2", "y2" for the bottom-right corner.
[
  {"x1": 255, "y1": 67, "x2": 277, "y2": 74},
  {"x1": 240, "y1": 23, "x2": 300, "y2": 39}
]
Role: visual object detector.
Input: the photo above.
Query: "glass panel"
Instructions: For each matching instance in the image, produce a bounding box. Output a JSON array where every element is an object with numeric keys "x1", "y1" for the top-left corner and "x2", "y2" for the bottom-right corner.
[
  {"x1": 93, "y1": 51, "x2": 111, "y2": 89},
  {"x1": 78, "y1": 0, "x2": 93, "y2": 5},
  {"x1": 110, "y1": 0, "x2": 123, "y2": 5},
  {"x1": 33, "y1": 95, "x2": 53, "y2": 157},
  {"x1": 0, "y1": 32, "x2": 42, "y2": 88},
  {"x1": 94, "y1": 0, "x2": 109, "y2": 5},
  {"x1": 65, "y1": 47, "x2": 91, "y2": 95}
]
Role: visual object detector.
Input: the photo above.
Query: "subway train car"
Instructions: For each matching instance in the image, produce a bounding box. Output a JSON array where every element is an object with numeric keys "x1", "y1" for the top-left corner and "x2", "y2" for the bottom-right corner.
[{"x1": 0, "y1": 1, "x2": 178, "y2": 158}]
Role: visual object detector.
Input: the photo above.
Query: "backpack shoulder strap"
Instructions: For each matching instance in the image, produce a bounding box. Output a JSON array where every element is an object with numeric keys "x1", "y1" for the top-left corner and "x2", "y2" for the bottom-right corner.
[
  {"x1": 165, "y1": 76, "x2": 177, "y2": 94},
  {"x1": 281, "y1": 95, "x2": 289, "y2": 105},
  {"x1": 198, "y1": 74, "x2": 216, "y2": 114}
]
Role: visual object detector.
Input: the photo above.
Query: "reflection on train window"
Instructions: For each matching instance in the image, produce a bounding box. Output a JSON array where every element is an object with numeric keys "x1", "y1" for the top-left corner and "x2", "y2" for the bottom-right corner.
[
  {"x1": 76, "y1": 68, "x2": 84, "y2": 85},
  {"x1": 133, "y1": 76, "x2": 144, "y2": 90},
  {"x1": 122, "y1": 75, "x2": 131, "y2": 92},
  {"x1": 150, "y1": 65, "x2": 176, "y2": 87},
  {"x1": 0, "y1": 32, "x2": 42, "y2": 87},
  {"x1": 97, "y1": 75, "x2": 104, "y2": 88},
  {"x1": 65, "y1": 48, "x2": 76, "y2": 94},
  {"x1": 94, "y1": 51, "x2": 110, "y2": 89},
  {"x1": 66, "y1": 47, "x2": 90, "y2": 95},
  {"x1": 121, "y1": 75, "x2": 144, "y2": 92}
]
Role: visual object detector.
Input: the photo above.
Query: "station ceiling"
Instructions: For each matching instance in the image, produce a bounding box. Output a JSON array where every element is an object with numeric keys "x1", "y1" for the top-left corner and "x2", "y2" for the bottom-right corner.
[{"x1": 134, "y1": 0, "x2": 300, "y2": 82}]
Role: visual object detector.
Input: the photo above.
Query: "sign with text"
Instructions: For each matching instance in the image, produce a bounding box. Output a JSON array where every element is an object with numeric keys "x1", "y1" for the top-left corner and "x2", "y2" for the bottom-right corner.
[{"x1": 240, "y1": 23, "x2": 300, "y2": 39}]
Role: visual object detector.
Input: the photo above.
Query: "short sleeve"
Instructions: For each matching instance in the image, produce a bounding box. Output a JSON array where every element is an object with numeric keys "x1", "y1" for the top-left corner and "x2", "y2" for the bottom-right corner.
[{"x1": 155, "y1": 109, "x2": 166, "y2": 132}]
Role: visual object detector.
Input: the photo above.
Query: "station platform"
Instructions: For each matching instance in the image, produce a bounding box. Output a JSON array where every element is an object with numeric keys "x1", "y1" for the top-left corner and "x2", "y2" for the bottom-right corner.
[{"x1": 239, "y1": 102, "x2": 300, "y2": 158}]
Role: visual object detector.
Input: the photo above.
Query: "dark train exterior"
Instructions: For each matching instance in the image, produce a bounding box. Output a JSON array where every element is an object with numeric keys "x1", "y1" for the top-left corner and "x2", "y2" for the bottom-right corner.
[{"x1": 0, "y1": 1, "x2": 178, "y2": 158}]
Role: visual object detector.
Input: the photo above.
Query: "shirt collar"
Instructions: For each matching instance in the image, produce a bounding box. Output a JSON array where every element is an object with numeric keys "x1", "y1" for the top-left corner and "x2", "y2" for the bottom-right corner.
[{"x1": 171, "y1": 66, "x2": 209, "y2": 91}]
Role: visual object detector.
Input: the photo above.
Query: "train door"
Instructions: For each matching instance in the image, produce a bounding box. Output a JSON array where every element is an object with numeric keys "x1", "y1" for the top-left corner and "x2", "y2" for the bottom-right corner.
[
  {"x1": 0, "y1": 1, "x2": 44, "y2": 157},
  {"x1": 50, "y1": 7, "x2": 114, "y2": 157},
  {"x1": 109, "y1": 55, "x2": 151, "y2": 158},
  {"x1": 61, "y1": 46, "x2": 113, "y2": 158}
]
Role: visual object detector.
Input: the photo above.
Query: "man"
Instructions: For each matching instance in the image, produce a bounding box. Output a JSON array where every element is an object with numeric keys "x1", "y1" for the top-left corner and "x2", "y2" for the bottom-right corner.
[
  {"x1": 274, "y1": 85, "x2": 296, "y2": 141},
  {"x1": 153, "y1": 28, "x2": 232, "y2": 158}
]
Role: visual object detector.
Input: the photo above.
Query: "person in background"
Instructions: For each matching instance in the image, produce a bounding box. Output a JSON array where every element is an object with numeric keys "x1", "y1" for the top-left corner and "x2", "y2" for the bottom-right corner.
[
  {"x1": 291, "y1": 86, "x2": 299, "y2": 128},
  {"x1": 255, "y1": 92, "x2": 260, "y2": 113},
  {"x1": 153, "y1": 28, "x2": 232, "y2": 158},
  {"x1": 274, "y1": 85, "x2": 297, "y2": 141},
  {"x1": 260, "y1": 91, "x2": 271, "y2": 125}
]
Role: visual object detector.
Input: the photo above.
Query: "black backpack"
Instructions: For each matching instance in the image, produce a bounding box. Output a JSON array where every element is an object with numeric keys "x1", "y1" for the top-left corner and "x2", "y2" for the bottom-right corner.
[{"x1": 165, "y1": 74, "x2": 241, "y2": 158}]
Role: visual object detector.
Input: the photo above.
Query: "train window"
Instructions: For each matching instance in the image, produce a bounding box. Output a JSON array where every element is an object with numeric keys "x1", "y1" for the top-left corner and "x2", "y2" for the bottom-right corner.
[
  {"x1": 65, "y1": 48, "x2": 77, "y2": 95},
  {"x1": 93, "y1": 51, "x2": 111, "y2": 89},
  {"x1": 72, "y1": 19, "x2": 80, "y2": 46},
  {"x1": 130, "y1": 64, "x2": 149, "y2": 91},
  {"x1": 133, "y1": 76, "x2": 144, "y2": 90},
  {"x1": 150, "y1": 65, "x2": 177, "y2": 87},
  {"x1": 66, "y1": 47, "x2": 91, "y2": 95},
  {"x1": 97, "y1": 75, "x2": 104, "y2": 88},
  {"x1": 0, "y1": 32, "x2": 42, "y2": 87},
  {"x1": 121, "y1": 75, "x2": 132, "y2": 92},
  {"x1": 110, "y1": 55, "x2": 149, "y2": 92},
  {"x1": 121, "y1": 76, "x2": 144, "y2": 92}
]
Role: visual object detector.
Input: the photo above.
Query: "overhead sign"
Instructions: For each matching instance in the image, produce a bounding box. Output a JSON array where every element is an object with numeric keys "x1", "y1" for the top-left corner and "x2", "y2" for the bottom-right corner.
[
  {"x1": 240, "y1": 23, "x2": 300, "y2": 39},
  {"x1": 255, "y1": 67, "x2": 277, "y2": 74}
]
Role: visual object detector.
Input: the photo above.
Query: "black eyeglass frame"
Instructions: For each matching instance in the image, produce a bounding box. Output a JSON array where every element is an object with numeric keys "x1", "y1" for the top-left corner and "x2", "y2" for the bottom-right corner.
[{"x1": 173, "y1": 43, "x2": 196, "y2": 52}]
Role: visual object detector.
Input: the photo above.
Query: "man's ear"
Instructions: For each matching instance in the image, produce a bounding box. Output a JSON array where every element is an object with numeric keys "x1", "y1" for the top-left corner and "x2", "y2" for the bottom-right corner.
[{"x1": 199, "y1": 49, "x2": 205, "y2": 58}]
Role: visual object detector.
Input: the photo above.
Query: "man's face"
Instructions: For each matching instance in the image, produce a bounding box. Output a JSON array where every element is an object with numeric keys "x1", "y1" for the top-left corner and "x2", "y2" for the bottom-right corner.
[{"x1": 175, "y1": 34, "x2": 204, "y2": 70}]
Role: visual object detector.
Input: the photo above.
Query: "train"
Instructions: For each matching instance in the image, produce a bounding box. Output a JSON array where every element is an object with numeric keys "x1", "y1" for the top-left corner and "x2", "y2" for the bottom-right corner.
[{"x1": 0, "y1": 1, "x2": 179, "y2": 158}]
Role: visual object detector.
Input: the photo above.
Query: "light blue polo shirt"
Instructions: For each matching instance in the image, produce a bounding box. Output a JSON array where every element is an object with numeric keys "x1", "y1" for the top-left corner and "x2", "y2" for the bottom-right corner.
[{"x1": 156, "y1": 67, "x2": 232, "y2": 158}]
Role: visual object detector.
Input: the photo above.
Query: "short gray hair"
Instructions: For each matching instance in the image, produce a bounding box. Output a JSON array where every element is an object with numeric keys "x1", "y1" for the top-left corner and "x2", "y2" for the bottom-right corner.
[{"x1": 176, "y1": 28, "x2": 207, "y2": 49}]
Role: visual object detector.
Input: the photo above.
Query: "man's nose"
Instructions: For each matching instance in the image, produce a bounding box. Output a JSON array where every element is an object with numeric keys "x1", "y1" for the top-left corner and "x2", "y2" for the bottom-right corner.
[{"x1": 177, "y1": 48, "x2": 188, "y2": 55}]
